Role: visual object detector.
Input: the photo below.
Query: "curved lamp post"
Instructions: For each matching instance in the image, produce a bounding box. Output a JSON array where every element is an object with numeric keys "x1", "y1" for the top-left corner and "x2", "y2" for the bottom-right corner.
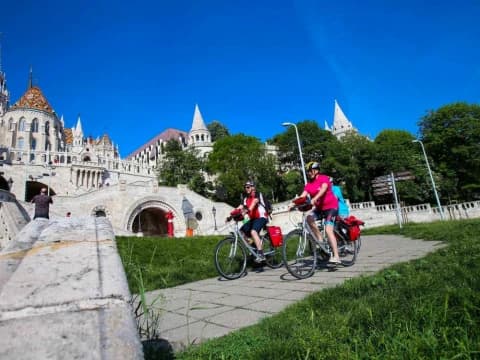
[
  {"x1": 282, "y1": 122, "x2": 307, "y2": 185},
  {"x1": 412, "y1": 139, "x2": 445, "y2": 220}
]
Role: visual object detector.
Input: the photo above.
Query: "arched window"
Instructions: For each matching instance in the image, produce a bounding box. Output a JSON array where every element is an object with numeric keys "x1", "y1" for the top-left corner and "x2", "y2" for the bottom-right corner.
[
  {"x1": 31, "y1": 119, "x2": 39, "y2": 133},
  {"x1": 18, "y1": 118, "x2": 26, "y2": 131},
  {"x1": 17, "y1": 137, "x2": 24, "y2": 149},
  {"x1": 31, "y1": 138, "x2": 37, "y2": 150},
  {"x1": 45, "y1": 121, "x2": 50, "y2": 135},
  {"x1": 8, "y1": 119, "x2": 15, "y2": 131}
]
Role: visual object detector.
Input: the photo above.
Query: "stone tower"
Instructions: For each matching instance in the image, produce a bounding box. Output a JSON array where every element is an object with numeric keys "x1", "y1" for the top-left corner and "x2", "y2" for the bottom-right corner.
[{"x1": 188, "y1": 104, "x2": 212, "y2": 157}]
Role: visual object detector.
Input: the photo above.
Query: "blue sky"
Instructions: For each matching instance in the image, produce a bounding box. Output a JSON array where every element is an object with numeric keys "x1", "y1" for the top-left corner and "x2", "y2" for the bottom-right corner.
[{"x1": 2, "y1": 0, "x2": 479, "y2": 157}]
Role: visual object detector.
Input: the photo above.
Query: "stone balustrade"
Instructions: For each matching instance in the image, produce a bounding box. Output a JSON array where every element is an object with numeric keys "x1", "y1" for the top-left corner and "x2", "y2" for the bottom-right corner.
[{"x1": 0, "y1": 216, "x2": 143, "y2": 359}]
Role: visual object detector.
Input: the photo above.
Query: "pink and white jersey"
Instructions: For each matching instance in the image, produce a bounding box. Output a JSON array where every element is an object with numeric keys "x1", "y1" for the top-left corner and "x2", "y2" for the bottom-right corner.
[{"x1": 304, "y1": 174, "x2": 338, "y2": 210}]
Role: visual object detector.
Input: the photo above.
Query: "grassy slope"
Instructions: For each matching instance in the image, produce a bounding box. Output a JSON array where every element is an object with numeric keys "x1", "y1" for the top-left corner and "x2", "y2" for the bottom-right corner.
[{"x1": 175, "y1": 219, "x2": 480, "y2": 359}]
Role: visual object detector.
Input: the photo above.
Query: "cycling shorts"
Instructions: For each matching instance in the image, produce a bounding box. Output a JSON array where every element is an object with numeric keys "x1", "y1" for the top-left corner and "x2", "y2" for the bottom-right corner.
[{"x1": 312, "y1": 208, "x2": 338, "y2": 226}]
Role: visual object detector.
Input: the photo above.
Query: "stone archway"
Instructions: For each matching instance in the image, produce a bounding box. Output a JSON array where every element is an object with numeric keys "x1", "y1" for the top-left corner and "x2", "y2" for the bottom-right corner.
[
  {"x1": 131, "y1": 207, "x2": 168, "y2": 236},
  {"x1": 126, "y1": 199, "x2": 181, "y2": 236}
]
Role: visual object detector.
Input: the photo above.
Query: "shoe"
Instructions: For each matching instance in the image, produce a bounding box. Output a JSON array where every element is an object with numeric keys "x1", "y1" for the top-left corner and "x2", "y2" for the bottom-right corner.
[
  {"x1": 329, "y1": 256, "x2": 341, "y2": 264},
  {"x1": 254, "y1": 254, "x2": 266, "y2": 263}
]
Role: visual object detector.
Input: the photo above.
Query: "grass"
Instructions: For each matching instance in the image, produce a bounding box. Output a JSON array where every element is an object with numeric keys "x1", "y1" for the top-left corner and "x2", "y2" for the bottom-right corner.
[
  {"x1": 176, "y1": 219, "x2": 480, "y2": 359},
  {"x1": 118, "y1": 219, "x2": 480, "y2": 359},
  {"x1": 116, "y1": 235, "x2": 224, "y2": 293}
]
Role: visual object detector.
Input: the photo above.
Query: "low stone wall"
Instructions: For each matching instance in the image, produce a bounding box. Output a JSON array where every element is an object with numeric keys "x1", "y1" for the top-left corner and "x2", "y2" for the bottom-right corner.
[
  {"x1": 0, "y1": 216, "x2": 143, "y2": 359},
  {"x1": 271, "y1": 200, "x2": 480, "y2": 234},
  {"x1": 0, "y1": 192, "x2": 30, "y2": 250}
]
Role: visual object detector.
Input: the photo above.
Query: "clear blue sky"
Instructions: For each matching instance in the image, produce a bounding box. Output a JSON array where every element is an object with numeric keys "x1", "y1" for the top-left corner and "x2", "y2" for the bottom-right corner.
[{"x1": 2, "y1": 1, "x2": 479, "y2": 157}]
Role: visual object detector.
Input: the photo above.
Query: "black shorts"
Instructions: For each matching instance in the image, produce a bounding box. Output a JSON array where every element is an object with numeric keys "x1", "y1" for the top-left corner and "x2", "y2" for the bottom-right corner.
[{"x1": 241, "y1": 217, "x2": 268, "y2": 236}]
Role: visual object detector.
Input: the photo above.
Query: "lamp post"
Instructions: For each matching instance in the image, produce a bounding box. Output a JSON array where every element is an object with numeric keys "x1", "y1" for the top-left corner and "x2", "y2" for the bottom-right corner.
[
  {"x1": 212, "y1": 205, "x2": 217, "y2": 231},
  {"x1": 44, "y1": 162, "x2": 55, "y2": 196},
  {"x1": 412, "y1": 139, "x2": 445, "y2": 220},
  {"x1": 282, "y1": 122, "x2": 307, "y2": 185}
]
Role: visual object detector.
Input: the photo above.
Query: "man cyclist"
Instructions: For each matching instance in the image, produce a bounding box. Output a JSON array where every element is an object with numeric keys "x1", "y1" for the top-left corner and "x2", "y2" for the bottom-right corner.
[
  {"x1": 235, "y1": 180, "x2": 268, "y2": 263},
  {"x1": 289, "y1": 162, "x2": 341, "y2": 264}
]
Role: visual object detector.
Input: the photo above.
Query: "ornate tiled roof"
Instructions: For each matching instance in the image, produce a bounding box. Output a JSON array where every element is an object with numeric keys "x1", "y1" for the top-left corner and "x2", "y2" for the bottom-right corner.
[
  {"x1": 97, "y1": 134, "x2": 112, "y2": 146},
  {"x1": 11, "y1": 86, "x2": 54, "y2": 114},
  {"x1": 64, "y1": 128, "x2": 73, "y2": 144}
]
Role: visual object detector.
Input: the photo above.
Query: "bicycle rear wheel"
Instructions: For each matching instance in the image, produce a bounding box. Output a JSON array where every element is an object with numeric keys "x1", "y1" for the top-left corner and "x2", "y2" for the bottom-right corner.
[
  {"x1": 262, "y1": 234, "x2": 284, "y2": 269},
  {"x1": 214, "y1": 236, "x2": 247, "y2": 280},
  {"x1": 282, "y1": 229, "x2": 317, "y2": 279},
  {"x1": 335, "y1": 230, "x2": 358, "y2": 267}
]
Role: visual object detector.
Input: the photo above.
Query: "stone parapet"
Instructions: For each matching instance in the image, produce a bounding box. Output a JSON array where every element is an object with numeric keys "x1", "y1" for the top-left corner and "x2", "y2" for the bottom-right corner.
[{"x1": 0, "y1": 216, "x2": 143, "y2": 359}]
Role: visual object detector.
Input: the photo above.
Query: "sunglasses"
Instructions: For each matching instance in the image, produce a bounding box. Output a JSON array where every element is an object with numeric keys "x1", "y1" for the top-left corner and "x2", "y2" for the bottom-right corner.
[{"x1": 244, "y1": 186, "x2": 252, "y2": 189}]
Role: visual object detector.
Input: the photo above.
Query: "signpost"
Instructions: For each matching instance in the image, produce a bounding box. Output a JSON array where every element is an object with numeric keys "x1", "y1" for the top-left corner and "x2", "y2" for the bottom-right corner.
[{"x1": 371, "y1": 171, "x2": 415, "y2": 228}]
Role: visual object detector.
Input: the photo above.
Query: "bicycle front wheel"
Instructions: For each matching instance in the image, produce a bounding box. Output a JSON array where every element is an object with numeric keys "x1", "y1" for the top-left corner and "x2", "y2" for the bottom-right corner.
[
  {"x1": 335, "y1": 230, "x2": 358, "y2": 267},
  {"x1": 282, "y1": 229, "x2": 317, "y2": 279},
  {"x1": 214, "y1": 236, "x2": 247, "y2": 280},
  {"x1": 262, "y1": 234, "x2": 284, "y2": 269}
]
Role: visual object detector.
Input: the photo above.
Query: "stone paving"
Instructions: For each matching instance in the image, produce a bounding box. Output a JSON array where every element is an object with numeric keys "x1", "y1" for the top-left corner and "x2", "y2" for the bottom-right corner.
[{"x1": 144, "y1": 234, "x2": 445, "y2": 352}]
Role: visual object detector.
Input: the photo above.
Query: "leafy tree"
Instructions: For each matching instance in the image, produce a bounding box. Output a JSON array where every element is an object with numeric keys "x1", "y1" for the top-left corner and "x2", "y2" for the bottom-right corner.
[
  {"x1": 157, "y1": 140, "x2": 207, "y2": 195},
  {"x1": 207, "y1": 134, "x2": 278, "y2": 205},
  {"x1": 207, "y1": 121, "x2": 230, "y2": 142},
  {"x1": 418, "y1": 102, "x2": 480, "y2": 201}
]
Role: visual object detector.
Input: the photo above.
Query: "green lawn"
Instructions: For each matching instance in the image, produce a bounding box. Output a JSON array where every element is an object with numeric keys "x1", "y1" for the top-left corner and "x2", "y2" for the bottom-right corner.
[{"x1": 118, "y1": 219, "x2": 480, "y2": 359}]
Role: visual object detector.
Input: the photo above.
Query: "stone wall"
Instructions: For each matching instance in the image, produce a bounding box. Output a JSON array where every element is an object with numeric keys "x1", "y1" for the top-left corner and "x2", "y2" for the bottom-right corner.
[{"x1": 0, "y1": 216, "x2": 143, "y2": 359}]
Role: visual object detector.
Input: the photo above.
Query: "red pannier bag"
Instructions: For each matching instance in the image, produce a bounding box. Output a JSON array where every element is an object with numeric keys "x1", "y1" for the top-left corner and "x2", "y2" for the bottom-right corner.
[
  {"x1": 341, "y1": 215, "x2": 365, "y2": 241},
  {"x1": 267, "y1": 226, "x2": 283, "y2": 247}
]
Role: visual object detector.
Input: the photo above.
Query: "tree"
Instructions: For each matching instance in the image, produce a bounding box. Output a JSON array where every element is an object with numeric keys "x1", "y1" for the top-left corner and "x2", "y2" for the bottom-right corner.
[
  {"x1": 207, "y1": 134, "x2": 278, "y2": 205},
  {"x1": 157, "y1": 140, "x2": 208, "y2": 195},
  {"x1": 207, "y1": 121, "x2": 230, "y2": 142},
  {"x1": 418, "y1": 102, "x2": 480, "y2": 201}
]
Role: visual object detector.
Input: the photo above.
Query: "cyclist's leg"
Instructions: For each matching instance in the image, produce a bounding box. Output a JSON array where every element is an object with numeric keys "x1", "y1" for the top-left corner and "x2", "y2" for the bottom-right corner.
[
  {"x1": 306, "y1": 210, "x2": 322, "y2": 242},
  {"x1": 251, "y1": 217, "x2": 267, "y2": 252},
  {"x1": 324, "y1": 209, "x2": 340, "y2": 262}
]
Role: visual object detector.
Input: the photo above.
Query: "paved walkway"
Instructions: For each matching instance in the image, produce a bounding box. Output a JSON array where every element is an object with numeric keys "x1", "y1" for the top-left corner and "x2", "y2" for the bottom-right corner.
[{"x1": 144, "y1": 235, "x2": 445, "y2": 352}]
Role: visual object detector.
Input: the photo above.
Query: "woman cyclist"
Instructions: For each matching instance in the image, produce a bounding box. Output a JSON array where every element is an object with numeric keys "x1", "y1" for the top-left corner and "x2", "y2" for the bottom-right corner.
[{"x1": 289, "y1": 162, "x2": 341, "y2": 264}]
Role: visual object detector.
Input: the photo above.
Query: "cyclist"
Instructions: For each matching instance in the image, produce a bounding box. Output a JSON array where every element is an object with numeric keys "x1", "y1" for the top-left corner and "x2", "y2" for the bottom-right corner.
[
  {"x1": 235, "y1": 180, "x2": 268, "y2": 263},
  {"x1": 289, "y1": 162, "x2": 341, "y2": 264}
]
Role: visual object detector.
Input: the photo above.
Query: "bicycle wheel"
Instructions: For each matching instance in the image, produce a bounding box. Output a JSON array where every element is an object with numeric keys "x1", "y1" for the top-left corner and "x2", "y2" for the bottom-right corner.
[
  {"x1": 282, "y1": 229, "x2": 317, "y2": 279},
  {"x1": 214, "y1": 236, "x2": 247, "y2": 280},
  {"x1": 262, "y1": 234, "x2": 284, "y2": 269},
  {"x1": 335, "y1": 230, "x2": 358, "y2": 267}
]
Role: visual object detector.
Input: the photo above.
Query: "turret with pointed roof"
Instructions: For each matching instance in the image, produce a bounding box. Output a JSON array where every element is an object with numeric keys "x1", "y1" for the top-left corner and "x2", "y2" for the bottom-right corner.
[
  {"x1": 326, "y1": 100, "x2": 357, "y2": 139},
  {"x1": 188, "y1": 104, "x2": 212, "y2": 156}
]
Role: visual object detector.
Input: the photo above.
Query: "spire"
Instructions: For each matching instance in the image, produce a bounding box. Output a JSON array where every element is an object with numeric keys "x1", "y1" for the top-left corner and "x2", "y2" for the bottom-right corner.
[
  {"x1": 75, "y1": 114, "x2": 83, "y2": 134},
  {"x1": 190, "y1": 104, "x2": 208, "y2": 131},
  {"x1": 324, "y1": 120, "x2": 331, "y2": 131},
  {"x1": 28, "y1": 65, "x2": 33, "y2": 89},
  {"x1": 332, "y1": 100, "x2": 355, "y2": 138}
]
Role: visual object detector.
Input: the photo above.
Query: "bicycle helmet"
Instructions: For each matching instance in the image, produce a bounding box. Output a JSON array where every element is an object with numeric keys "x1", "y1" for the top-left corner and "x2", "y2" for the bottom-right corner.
[{"x1": 306, "y1": 161, "x2": 320, "y2": 171}]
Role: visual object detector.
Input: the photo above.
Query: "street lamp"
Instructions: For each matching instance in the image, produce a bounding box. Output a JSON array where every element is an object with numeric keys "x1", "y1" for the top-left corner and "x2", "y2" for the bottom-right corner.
[
  {"x1": 412, "y1": 139, "x2": 445, "y2": 220},
  {"x1": 282, "y1": 122, "x2": 307, "y2": 185},
  {"x1": 44, "y1": 161, "x2": 56, "y2": 196},
  {"x1": 212, "y1": 206, "x2": 217, "y2": 231}
]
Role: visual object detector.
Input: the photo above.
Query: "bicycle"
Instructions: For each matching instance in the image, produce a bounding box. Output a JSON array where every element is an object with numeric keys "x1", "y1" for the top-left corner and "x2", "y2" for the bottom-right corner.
[
  {"x1": 282, "y1": 199, "x2": 361, "y2": 279},
  {"x1": 214, "y1": 211, "x2": 284, "y2": 280}
]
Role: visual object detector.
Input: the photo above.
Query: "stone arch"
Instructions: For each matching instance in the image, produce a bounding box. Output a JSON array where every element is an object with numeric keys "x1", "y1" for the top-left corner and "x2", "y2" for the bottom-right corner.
[
  {"x1": 91, "y1": 205, "x2": 110, "y2": 218},
  {"x1": 124, "y1": 198, "x2": 183, "y2": 236}
]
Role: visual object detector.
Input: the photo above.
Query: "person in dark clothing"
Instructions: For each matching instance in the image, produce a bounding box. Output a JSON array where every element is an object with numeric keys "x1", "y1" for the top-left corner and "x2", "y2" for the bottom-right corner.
[{"x1": 31, "y1": 187, "x2": 53, "y2": 219}]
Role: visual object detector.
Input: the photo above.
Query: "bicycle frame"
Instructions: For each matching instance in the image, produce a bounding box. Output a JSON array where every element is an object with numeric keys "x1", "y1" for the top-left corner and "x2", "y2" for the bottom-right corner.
[{"x1": 227, "y1": 220, "x2": 278, "y2": 259}]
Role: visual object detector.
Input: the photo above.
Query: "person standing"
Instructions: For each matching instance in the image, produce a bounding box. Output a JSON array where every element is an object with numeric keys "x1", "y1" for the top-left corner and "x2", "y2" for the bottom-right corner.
[{"x1": 31, "y1": 187, "x2": 53, "y2": 219}]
